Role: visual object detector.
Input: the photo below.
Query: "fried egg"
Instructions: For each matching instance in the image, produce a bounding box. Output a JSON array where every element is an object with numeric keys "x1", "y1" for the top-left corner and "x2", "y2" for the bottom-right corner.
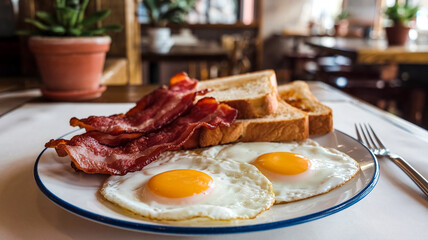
[
  {"x1": 201, "y1": 140, "x2": 360, "y2": 203},
  {"x1": 101, "y1": 151, "x2": 275, "y2": 220}
]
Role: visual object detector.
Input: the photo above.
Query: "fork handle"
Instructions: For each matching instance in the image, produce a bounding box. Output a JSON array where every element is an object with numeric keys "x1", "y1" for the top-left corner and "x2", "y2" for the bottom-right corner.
[{"x1": 388, "y1": 155, "x2": 428, "y2": 197}]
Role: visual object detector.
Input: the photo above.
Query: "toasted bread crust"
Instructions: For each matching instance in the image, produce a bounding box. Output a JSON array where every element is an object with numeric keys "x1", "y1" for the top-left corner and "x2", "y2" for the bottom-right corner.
[
  {"x1": 308, "y1": 111, "x2": 333, "y2": 135},
  {"x1": 198, "y1": 70, "x2": 279, "y2": 119},
  {"x1": 194, "y1": 73, "x2": 340, "y2": 147},
  {"x1": 224, "y1": 90, "x2": 279, "y2": 119},
  {"x1": 278, "y1": 81, "x2": 333, "y2": 135},
  {"x1": 240, "y1": 116, "x2": 309, "y2": 142},
  {"x1": 198, "y1": 99, "x2": 309, "y2": 147},
  {"x1": 199, "y1": 116, "x2": 309, "y2": 147},
  {"x1": 198, "y1": 122, "x2": 245, "y2": 147}
]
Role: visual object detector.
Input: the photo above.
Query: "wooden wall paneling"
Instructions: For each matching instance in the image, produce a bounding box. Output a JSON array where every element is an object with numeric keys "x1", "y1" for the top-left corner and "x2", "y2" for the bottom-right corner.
[
  {"x1": 93, "y1": 0, "x2": 142, "y2": 85},
  {"x1": 87, "y1": 0, "x2": 130, "y2": 85},
  {"x1": 124, "y1": 0, "x2": 142, "y2": 85},
  {"x1": 17, "y1": 0, "x2": 55, "y2": 78},
  {"x1": 101, "y1": 58, "x2": 128, "y2": 85},
  {"x1": 95, "y1": 0, "x2": 126, "y2": 56},
  {"x1": 17, "y1": 0, "x2": 37, "y2": 77},
  {"x1": 255, "y1": 0, "x2": 264, "y2": 70}
]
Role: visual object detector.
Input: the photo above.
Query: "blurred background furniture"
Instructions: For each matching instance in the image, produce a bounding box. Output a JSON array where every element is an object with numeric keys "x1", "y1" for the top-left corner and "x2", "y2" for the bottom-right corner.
[
  {"x1": 2, "y1": 0, "x2": 428, "y2": 129},
  {"x1": 141, "y1": 41, "x2": 228, "y2": 83},
  {"x1": 306, "y1": 36, "x2": 428, "y2": 126},
  {"x1": 139, "y1": 0, "x2": 264, "y2": 85}
]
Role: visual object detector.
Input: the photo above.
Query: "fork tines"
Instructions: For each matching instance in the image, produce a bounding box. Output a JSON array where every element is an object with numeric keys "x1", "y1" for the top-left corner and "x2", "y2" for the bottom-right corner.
[
  {"x1": 354, "y1": 123, "x2": 386, "y2": 151},
  {"x1": 355, "y1": 123, "x2": 428, "y2": 197}
]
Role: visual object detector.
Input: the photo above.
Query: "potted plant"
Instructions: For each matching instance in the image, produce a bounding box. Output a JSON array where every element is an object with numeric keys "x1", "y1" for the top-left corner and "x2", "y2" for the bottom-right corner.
[
  {"x1": 18, "y1": 0, "x2": 121, "y2": 101},
  {"x1": 143, "y1": 0, "x2": 195, "y2": 53},
  {"x1": 334, "y1": 10, "x2": 349, "y2": 37},
  {"x1": 384, "y1": 1, "x2": 418, "y2": 46}
]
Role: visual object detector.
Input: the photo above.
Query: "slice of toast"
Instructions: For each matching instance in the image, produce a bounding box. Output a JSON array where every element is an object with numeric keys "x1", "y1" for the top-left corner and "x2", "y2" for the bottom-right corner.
[
  {"x1": 198, "y1": 99, "x2": 309, "y2": 147},
  {"x1": 196, "y1": 70, "x2": 279, "y2": 119},
  {"x1": 277, "y1": 81, "x2": 333, "y2": 135}
]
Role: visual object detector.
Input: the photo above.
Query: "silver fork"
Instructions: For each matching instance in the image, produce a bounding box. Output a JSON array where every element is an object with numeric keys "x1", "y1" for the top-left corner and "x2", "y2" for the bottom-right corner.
[{"x1": 355, "y1": 123, "x2": 428, "y2": 197}]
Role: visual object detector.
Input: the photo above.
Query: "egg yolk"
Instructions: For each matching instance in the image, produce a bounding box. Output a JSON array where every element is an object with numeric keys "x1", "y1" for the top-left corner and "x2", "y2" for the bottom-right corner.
[
  {"x1": 253, "y1": 152, "x2": 310, "y2": 175},
  {"x1": 147, "y1": 169, "x2": 213, "y2": 199}
]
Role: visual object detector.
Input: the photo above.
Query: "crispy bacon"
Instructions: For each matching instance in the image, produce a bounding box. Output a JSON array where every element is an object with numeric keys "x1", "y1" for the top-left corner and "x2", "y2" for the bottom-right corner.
[
  {"x1": 83, "y1": 131, "x2": 144, "y2": 147},
  {"x1": 46, "y1": 132, "x2": 144, "y2": 159},
  {"x1": 69, "y1": 73, "x2": 209, "y2": 135},
  {"x1": 45, "y1": 98, "x2": 238, "y2": 175}
]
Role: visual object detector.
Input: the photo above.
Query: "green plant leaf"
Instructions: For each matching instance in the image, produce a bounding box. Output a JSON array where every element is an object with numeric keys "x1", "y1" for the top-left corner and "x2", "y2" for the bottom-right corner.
[
  {"x1": 56, "y1": 9, "x2": 62, "y2": 25},
  {"x1": 143, "y1": 0, "x2": 160, "y2": 24},
  {"x1": 85, "y1": 25, "x2": 122, "y2": 36},
  {"x1": 80, "y1": 29, "x2": 98, "y2": 36},
  {"x1": 50, "y1": 25, "x2": 66, "y2": 34},
  {"x1": 56, "y1": 8, "x2": 66, "y2": 26},
  {"x1": 144, "y1": 0, "x2": 195, "y2": 26},
  {"x1": 86, "y1": 28, "x2": 106, "y2": 35},
  {"x1": 36, "y1": 11, "x2": 57, "y2": 26},
  {"x1": 100, "y1": 25, "x2": 122, "y2": 31},
  {"x1": 80, "y1": 10, "x2": 111, "y2": 27},
  {"x1": 66, "y1": 0, "x2": 79, "y2": 9},
  {"x1": 15, "y1": 30, "x2": 33, "y2": 35},
  {"x1": 25, "y1": 19, "x2": 49, "y2": 30},
  {"x1": 406, "y1": 6, "x2": 418, "y2": 19},
  {"x1": 385, "y1": 3, "x2": 419, "y2": 25},
  {"x1": 69, "y1": 9, "x2": 79, "y2": 27},
  {"x1": 57, "y1": 7, "x2": 79, "y2": 27},
  {"x1": 77, "y1": 0, "x2": 90, "y2": 23},
  {"x1": 56, "y1": 0, "x2": 65, "y2": 8},
  {"x1": 69, "y1": 27, "x2": 82, "y2": 36},
  {"x1": 336, "y1": 10, "x2": 349, "y2": 21},
  {"x1": 20, "y1": 0, "x2": 122, "y2": 37},
  {"x1": 161, "y1": 7, "x2": 186, "y2": 24}
]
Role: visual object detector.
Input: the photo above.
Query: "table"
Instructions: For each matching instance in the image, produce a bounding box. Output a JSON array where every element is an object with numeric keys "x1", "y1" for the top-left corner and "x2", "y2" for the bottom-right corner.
[
  {"x1": 305, "y1": 37, "x2": 428, "y2": 64},
  {"x1": 1, "y1": 82, "x2": 427, "y2": 239},
  {"x1": 141, "y1": 41, "x2": 229, "y2": 83}
]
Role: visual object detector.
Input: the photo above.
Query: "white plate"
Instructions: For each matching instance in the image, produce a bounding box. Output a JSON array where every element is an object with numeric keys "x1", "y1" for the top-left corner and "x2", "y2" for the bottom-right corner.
[{"x1": 34, "y1": 130, "x2": 379, "y2": 235}]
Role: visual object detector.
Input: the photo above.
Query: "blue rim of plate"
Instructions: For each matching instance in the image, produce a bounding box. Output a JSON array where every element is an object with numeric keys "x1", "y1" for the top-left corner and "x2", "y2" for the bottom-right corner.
[{"x1": 34, "y1": 129, "x2": 379, "y2": 235}]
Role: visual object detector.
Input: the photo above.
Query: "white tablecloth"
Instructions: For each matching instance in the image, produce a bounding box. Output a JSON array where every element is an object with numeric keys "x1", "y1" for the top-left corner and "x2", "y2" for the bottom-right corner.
[{"x1": 0, "y1": 83, "x2": 427, "y2": 239}]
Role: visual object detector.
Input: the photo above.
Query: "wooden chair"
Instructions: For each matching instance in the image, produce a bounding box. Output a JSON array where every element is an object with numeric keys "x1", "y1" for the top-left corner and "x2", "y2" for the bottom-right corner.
[{"x1": 315, "y1": 54, "x2": 425, "y2": 125}]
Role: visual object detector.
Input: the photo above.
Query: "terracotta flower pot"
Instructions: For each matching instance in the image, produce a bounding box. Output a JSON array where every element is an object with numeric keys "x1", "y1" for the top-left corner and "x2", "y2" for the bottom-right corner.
[
  {"x1": 29, "y1": 36, "x2": 111, "y2": 101},
  {"x1": 385, "y1": 25, "x2": 410, "y2": 46},
  {"x1": 334, "y1": 20, "x2": 349, "y2": 37}
]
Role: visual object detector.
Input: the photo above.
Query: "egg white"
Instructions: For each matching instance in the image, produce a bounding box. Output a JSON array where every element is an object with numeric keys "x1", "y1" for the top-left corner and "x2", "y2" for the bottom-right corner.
[
  {"x1": 101, "y1": 151, "x2": 275, "y2": 221},
  {"x1": 200, "y1": 139, "x2": 360, "y2": 203}
]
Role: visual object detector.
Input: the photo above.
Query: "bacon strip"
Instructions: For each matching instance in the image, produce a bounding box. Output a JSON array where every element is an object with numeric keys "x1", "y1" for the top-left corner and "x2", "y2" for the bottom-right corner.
[
  {"x1": 46, "y1": 98, "x2": 237, "y2": 175},
  {"x1": 69, "y1": 73, "x2": 208, "y2": 135}
]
